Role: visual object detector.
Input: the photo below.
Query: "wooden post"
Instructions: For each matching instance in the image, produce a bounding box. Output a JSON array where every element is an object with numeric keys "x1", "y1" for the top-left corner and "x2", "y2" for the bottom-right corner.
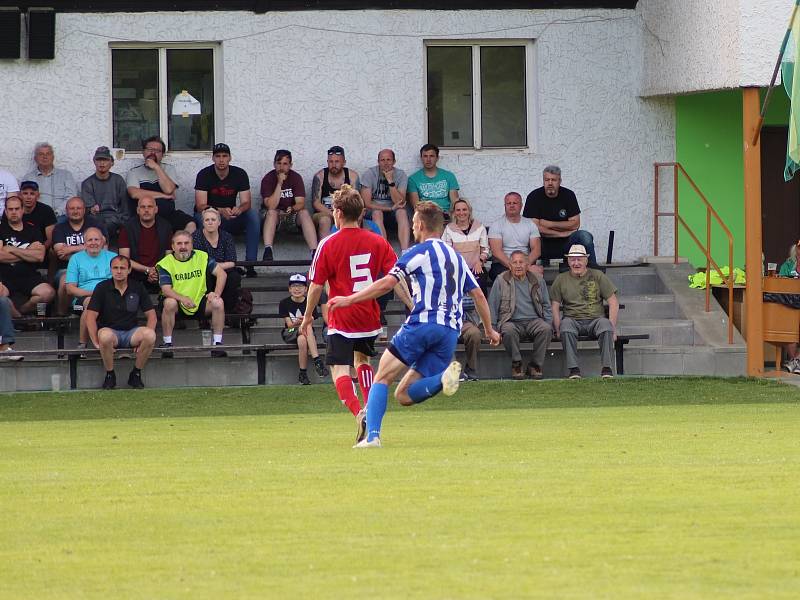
[{"x1": 743, "y1": 87, "x2": 764, "y2": 376}]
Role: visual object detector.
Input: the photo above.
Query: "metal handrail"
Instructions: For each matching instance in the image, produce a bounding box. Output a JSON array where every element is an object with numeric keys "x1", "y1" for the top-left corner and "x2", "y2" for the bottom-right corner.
[{"x1": 653, "y1": 162, "x2": 735, "y2": 344}]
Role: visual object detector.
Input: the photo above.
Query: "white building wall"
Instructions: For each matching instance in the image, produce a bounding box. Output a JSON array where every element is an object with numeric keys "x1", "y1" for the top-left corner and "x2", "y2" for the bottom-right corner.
[
  {"x1": 0, "y1": 8, "x2": 674, "y2": 262},
  {"x1": 639, "y1": 0, "x2": 793, "y2": 96}
]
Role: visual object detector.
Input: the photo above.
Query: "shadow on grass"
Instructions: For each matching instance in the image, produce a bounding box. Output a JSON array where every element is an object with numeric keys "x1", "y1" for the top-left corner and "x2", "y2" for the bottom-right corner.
[{"x1": 0, "y1": 377, "x2": 797, "y2": 423}]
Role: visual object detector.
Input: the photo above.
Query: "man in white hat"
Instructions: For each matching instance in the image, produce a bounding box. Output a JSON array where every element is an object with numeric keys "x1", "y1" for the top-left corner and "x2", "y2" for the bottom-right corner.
[{"x1": 550, "y1": 244, "x2": 619, "y2": 379}]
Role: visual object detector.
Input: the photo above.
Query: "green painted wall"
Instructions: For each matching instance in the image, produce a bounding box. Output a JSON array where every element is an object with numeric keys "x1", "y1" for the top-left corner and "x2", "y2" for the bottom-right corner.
[{"x1": 675, "y1": 88, "x2": 790, "y2": 268}]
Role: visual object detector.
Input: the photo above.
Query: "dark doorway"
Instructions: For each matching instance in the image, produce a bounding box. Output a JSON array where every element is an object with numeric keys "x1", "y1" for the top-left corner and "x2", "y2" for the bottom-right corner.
[{"x1": 761, "y1": 126, "x2": 800, "y2": 265}]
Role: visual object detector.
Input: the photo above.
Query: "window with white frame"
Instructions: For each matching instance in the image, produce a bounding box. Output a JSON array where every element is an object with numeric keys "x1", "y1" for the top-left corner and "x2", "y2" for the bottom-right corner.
[
  {"x1": 111, "y1": 45, "x2": 217, "y2": 152},
  {"x1": 426, "y1": 41, "x2": 531, "y2": 149}
]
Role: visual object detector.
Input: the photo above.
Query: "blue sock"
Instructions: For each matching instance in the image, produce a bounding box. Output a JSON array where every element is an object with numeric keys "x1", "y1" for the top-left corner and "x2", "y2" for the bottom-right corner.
[
  {"x1": 407, "y1": 373, "x2": 444, "y2": 404},
  {"x1": 366, "y1": 382, "x2": 388, "y2": 442}
]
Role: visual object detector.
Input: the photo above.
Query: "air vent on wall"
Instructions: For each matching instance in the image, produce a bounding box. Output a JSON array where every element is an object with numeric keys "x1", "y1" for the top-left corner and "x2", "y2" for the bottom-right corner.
[
  {"x1": 28, "y1": 8, "x2": 55, "y2": 60},
  {"x1": 0, "y1": 8, "x2": 21, "y2": 59}
]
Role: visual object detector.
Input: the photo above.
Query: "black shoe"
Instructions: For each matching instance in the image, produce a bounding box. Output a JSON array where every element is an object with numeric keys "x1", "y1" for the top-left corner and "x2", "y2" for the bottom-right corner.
[
  {"x1": 298, "y1": 370, "x2": 310, "y2": 385},
  {"x1": 159, "y1": 342, "x2": 173, "y2": 359},
  {"x1": 246, "y1": 266, "x2": 258, "y2": 278},
  {"x1": 568, "y1": 367, "x2": 582, "y2": 379},
  {"x1": 211, "y1": 342, "x2": 227, "y2": 358},
  {"x1": 460, "y1": 368, "x2": 479, "y2": 382},
  {"x1": 601, "y1": 367, "x2": 614, "y2": 379},
  {"x1": 127, "y1": 369, "x2": 144, "y2": 389},
  {"x1": 102, "y1": 371, "x2": 116, "y2": 390},
  {"x1": 313, "y1": 356, "x2": 328, "y2": 377},
  {"x1": 262, "y1": 246, "x2": 274, "y2": 262}
]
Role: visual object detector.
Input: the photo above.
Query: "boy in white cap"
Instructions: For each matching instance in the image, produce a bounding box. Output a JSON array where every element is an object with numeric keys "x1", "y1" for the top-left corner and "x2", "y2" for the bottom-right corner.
[
  {"x1": 550, "y1": 244, "x2": 619, "y2": 379},
  {"x1": 278, "y1": 273, "x2": 327, "y2": 384}
]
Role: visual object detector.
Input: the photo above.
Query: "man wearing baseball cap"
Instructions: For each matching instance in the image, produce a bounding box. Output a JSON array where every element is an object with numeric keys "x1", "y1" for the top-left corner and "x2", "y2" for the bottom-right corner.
[
  {"x1": 194, "y1": 143, "x2": 260, "y2": 277},
  {"x1": 278, "y1": 272, "x2": 327, "y2": 385},
  {"x1": 550, "y1": 244, "x2": 619, "y2": 379},
  {"x1": 81, "y1": 146, "x2": 129, "y2": 240}
]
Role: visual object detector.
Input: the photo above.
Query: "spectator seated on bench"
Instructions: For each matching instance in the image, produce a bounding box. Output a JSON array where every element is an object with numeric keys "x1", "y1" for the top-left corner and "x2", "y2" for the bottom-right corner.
[
  {"x1": 194, "y1": 143, "x2": 260, "y2": 278},
  {"x1": 488, "y1": 250, "x2": 553, "y2": 380},
  {"x1": 310, "y1": 146, "x2": 359, "y2": 243},
  {"x1": 523, "y1": 165, "x2": 598, "y2": 270},
  {"x1": 458, "y1": 295, "x2": 483, "y2": 382},
  {"x1": 52, "y1": 196, "x2": 107, "y2": 315},
  {"x1": 85, "y1": 254, "x2": 157, "y2": 390},
  {"x1": 550, "y1": 244, "x2": 618, "y2": 379},
  {"x1": 118, "y1": 197, "x2": 171, "y2": 292},
  {"x1": 442, "y1": 198, "x2": 490, "y2": 293},
  {"x1": 260, "y1": 149, "x2": 317, "y2": 263},
  {"x1": 23, "y1": 142, "x2": 78, "y2": 221},
  {"x1": 488, "y1": 192, "x2": 542, "y2": 283},
  {"x1": 279, "y1": 273, "x2": 328, "y2": 385},
  {"x1": 156, "y1": 230, "x2": 227, "y2": 358},
  {"x1": 81, "y1": 145, "x2": 129, "y2": 241},
  {"x1": 64, "y1": 227, "x2": 116, "y2": 351},
  {"x1": 360, "y1": 148, "x2": 411, "y2": 251},
  {"x1": 192, "y1": 207, "x2": 244, "y2": 316},
  {"x1": 0, "y1": 296, "x2": 23, "y2": 360},
  {"x1": 0, "y1": 196, "x2": 55, "y2": 316}
]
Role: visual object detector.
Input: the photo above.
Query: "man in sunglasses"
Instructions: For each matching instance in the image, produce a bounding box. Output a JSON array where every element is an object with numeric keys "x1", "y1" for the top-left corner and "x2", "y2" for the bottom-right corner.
[{"x1": 311, "y1": 146, "x2": 360, "y2": 241}]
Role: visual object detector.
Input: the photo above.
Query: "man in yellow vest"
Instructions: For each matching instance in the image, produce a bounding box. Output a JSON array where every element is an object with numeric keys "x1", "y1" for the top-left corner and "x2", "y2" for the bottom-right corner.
[{"x1": 156, "y1": 230, "x2": 227, "y2": 357}]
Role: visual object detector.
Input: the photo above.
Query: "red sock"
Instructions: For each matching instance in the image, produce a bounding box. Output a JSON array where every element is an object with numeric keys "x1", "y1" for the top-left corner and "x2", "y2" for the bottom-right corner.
[
  {"x1": 356, "y1": 364, "x2": 374, "y2": 406},
  {"x1": 335, "y1": 375, "x2": 362, "y2": 416}
]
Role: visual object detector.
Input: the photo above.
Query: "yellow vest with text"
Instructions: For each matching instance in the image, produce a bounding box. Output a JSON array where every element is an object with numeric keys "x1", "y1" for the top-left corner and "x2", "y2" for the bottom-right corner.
[{"x1": 157, "y1": 250, "x2": 210, "y2": 315}]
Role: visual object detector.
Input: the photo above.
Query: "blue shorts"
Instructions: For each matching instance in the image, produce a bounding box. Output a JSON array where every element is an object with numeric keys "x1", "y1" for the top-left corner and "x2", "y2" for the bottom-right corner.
[
  {"x1": 388, "y1": 322, "x2": 458, "y2": 378},
  {"x1": 109, "y1": 327, "x2": 140, "y2": 348}
]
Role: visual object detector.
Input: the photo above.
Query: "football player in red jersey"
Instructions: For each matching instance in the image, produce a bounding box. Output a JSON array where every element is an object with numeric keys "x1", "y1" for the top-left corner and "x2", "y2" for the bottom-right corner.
[{"x1": 301, "y1": 184, "x2": 411, "y2": 442}]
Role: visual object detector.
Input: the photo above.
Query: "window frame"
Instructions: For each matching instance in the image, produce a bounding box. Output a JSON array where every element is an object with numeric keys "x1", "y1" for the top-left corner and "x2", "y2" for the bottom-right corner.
[
  {"x1": 109, "y1": 42, "x2": 223, "y2": 155},
  {"x1": 424, "y1": 39, "x2": 537, "y2": 153}
]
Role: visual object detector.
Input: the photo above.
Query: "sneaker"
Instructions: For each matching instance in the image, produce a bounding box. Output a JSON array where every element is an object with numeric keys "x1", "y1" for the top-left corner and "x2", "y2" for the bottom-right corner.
[
  {"x1": 601, "y1": 367, "x2": 614, "y2": 379},
  {"x1": 127, "y1": 369, "x2": 144, "y2": 389},
  {"x1": 262, "y1": 246, "x2": 274, "y2": 262},
  {"x1": 441, "y1": 361, "x2": 462, "y2": 396},
  {"x1": 298, "y1": 370, "x2": 310, "y2": 385},
  {"x1": 313, "y1": 356, "x2": 328, "y2": 377},
  {"x1": 511, "y1": 360, "x2": 525, "y2": 380},
  {"x1": 0, "y1": 347, "x2": 23, "y2": 361},
  {"x1": 102, "y1": 370, "x2": 116, "y2": 390},
  {"x1": 460, "y1": 367, "x2": 479, "y2": 382},
  {"x1": 527, "y1": 362, "x2": 543, "y2": 380},
  {"x1": 568, "y1": 367, "x2": 582, "y2": 379},
  {"x1": 245, "y1": 266, "x2": 258, "y2": 279},
  {"x1": 355, "y1": 409, "x2": 367, "y2": 444},
  {"x1": 784, "y1": 359, "x2": 795, "y2": 373},
  {"x1": 792, "y1": 359, "x2": 800, "y2": 375},
  {"x1": 76, "y1": 342, "x2": 87, "y2": 359},
  {"x1": 211, "y1": 342, "x2": 227, "y2": 358},
  {"x1": 353, "y1": 437, "x2": 381, "y2": 449},
  {"x1": 159, "y1": 342, "x2": 173, "y2": 359}
]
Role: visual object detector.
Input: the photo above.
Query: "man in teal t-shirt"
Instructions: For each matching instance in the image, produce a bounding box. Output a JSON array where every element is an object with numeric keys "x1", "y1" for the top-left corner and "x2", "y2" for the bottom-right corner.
[{"x1": 407, "y1": 143, "x2": 460, "y2": 215}]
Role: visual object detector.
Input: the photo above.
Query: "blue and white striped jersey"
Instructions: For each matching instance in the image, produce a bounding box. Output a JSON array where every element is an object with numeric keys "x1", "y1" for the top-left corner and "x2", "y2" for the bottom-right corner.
[{"x1": 390, "y1": 238, "x2": 478, "y2": 331}]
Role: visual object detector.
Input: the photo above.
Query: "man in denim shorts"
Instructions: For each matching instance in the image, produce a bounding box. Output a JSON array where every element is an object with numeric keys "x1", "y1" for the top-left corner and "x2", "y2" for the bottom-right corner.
[{"x1": 85, "y1": 255, "x2": 157, "y2": 390}]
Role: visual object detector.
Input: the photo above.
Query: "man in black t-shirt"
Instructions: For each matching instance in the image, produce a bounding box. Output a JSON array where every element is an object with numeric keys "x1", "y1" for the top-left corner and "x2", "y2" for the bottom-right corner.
[
  {"x1": 16, "y1": 180, "x2": 57, "y2": 246},
  {"x1": 194, "y1": 143, "x2": 260, "y2": 270},
  {"x1": 86, "y1": 254, "x2": 157, "y2": 390},
  {"x1": 0, "y1": 196, "x2": 56, "y2": 315},
  {"x1": 523, "y1": 165, "x2": 598, "y2": 268}
]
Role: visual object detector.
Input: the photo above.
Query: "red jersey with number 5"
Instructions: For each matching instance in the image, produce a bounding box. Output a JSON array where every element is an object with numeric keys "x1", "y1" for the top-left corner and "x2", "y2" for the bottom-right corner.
[{"x1": 309, "y1": 228, "x2": 397, "y2": 338}]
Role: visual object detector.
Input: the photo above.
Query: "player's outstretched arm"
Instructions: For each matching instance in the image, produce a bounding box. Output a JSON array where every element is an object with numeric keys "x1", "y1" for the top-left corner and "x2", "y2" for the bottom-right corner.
[
  {"x1": 328, "y1": 274, "x2": 397, "y2": 311},
  {"x1": 469, "y1": 287, "x2": 501, "y2": 346}
]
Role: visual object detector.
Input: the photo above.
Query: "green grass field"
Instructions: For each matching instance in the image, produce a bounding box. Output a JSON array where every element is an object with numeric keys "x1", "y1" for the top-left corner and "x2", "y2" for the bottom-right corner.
[{"x1": 1, "y1": 378, "x2": 798, "y2": 599}]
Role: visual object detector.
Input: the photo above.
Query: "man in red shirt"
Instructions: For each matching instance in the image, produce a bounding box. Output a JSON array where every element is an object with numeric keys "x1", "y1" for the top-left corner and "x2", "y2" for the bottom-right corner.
[
  {"x1": 301, "y1": 184, "x2": 410, "y2": 442},
  {"x1": 118, "y1": 196, "x2": 172, "y2": 291}
]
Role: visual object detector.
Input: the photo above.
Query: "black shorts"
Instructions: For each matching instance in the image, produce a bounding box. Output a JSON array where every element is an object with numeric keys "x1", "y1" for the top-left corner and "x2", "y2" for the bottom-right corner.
[
  {"x1": 159, "y1": 295, "x2": 208, "y2": 320},
  {"x1": 325, "y1": 333, "x2": 377, "y2": 366},
  {"x1": 5, "y1": 272, "x2": 45, "y2": 297}
]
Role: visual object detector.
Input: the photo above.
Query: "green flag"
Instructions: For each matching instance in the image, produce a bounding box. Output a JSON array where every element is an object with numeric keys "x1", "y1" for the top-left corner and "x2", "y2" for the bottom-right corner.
[{"x1": 784, "y1": 2, "x2": 800, "y2": 180}]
